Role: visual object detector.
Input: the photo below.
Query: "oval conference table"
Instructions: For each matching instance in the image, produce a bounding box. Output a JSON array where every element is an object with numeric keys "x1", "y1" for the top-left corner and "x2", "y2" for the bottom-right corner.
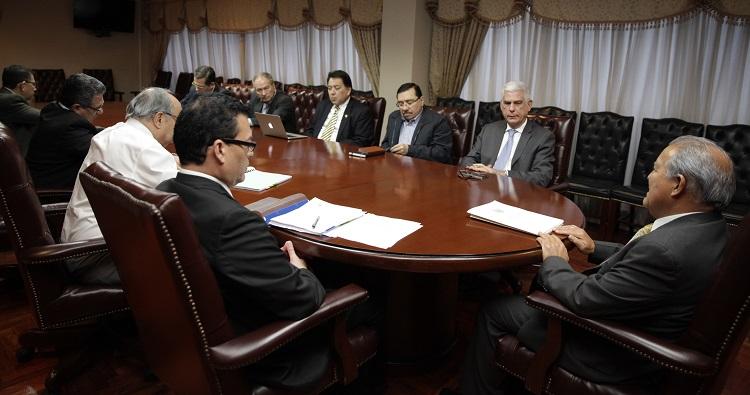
[{"x1": 231, "y1": 131, "x2": 586, "y2": 368}]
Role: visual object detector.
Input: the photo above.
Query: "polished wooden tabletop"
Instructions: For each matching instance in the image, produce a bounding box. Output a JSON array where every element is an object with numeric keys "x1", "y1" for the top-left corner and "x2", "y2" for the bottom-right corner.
[{"x1": 232, "y1": 134, "x2": 585, "y2": 273}]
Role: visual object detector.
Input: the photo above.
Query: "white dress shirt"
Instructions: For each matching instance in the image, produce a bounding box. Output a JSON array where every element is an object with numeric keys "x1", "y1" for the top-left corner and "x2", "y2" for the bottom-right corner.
[
  {"x1": 61, "y1": 118, "x2": 178, "y2": 242},
  {"x1": 495, "y1": 119, "x2": 528, "y2": 171},
  {"x1": 319, "y1": 97, "x2": 350, "y2": 142}
]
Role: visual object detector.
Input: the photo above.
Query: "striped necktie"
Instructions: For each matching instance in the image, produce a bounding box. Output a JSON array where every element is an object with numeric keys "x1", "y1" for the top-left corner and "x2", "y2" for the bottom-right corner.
[{"x1": 319, "y1": 105, "x2": 340, "y2": 141}]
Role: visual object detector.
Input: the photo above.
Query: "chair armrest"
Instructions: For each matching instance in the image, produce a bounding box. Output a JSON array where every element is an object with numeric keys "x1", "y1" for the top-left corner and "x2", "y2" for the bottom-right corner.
[
  {"x1": 209, "y1": 283, "x2": 368, "y2": 370},
  {"x1": 547, "y1": 182, "x2": 569, "y2": 193},
  {"x1": 42, "y1": 202, "x2": 69, "y2": 242},
  {"x1": 525, "y1": 291, "x2": 715, "y2": 376},
  {"x1": 19, "y1": 239, "x2": 108, "y2": 265}
]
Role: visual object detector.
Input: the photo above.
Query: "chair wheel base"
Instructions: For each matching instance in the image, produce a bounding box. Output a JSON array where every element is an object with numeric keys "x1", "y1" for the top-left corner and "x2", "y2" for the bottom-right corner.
[{"x1": 16, "y1": 347, "x2": 35, "y2": 363}]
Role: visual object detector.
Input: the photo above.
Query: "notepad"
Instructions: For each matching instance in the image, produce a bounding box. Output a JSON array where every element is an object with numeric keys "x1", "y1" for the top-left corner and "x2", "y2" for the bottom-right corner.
[
  {"x1": 269, "y1": 198, "x2": 366, "y2": 236},
  {"x1": 235, "y1": 169, "x2": 292, "y2": 191},
  {"x1": 467, "y1": 200, "x2": 563, "y2": 235}
]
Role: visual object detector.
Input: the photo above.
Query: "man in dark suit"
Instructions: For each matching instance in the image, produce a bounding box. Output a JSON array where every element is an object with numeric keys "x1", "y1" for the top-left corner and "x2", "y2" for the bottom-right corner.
[
  {"x1": 380, "y1": 82, "x2": 452, "y2": 164},
  {"x1": 457, "y1": 136, "x2": 736, "y2": 395},
  {"x1": 459, "y1": 81, "x2": 554, "y2": 187},
  {"x1": 179, "y1": 65, "x2": 218, "y2": 106},
  {"x1": 26, "y1": 73, "x2": 105, "y2": 188},
  {"x1": 247, "y1": 72, "x2": 296, "y2": 133},
  {"x1": 0, "y1": 65, "x2": 40, "y2": 156},
  {"x1": 305, "y1": 69, "x2": 373, "y2": 147},
  {"x1": 157, "y1": 93, "x2": 329, "y2": 388}
]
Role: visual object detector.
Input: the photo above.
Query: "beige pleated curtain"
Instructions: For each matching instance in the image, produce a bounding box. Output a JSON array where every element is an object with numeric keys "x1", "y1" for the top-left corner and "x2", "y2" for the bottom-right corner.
[{"x1": 144, "y1": 0, "x2": 382, "y2": 94}]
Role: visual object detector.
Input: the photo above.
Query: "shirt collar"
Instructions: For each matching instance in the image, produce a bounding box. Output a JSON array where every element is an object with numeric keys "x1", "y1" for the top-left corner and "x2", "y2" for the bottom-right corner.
[
  {"x1": 179, "y1": 169, "x2": 233, "y2": 197},
  {"x1": 652, "y1": 212, "x2": 702, "y2": 232},
  {"x1": 402, "y1": 108, "x2": 424, "y2": 125},
  {"x1": 506, "y1": 119, "x2": 528, "y2": 134}
]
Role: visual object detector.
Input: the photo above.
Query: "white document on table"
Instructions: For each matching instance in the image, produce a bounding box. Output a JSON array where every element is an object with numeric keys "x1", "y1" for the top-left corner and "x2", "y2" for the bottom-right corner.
[
  {"x1": 467, "y1": 200, "x2": 563, "y2": 235},
  {"x1": 269, "y1": 197, "x2": 365, "y2": 236},
  {"x1": 235, "y1": 169, "x2": 291, "y2": 191},
  {"x1": 327, "y1": 213, "x2": 422, "y2": 249}
]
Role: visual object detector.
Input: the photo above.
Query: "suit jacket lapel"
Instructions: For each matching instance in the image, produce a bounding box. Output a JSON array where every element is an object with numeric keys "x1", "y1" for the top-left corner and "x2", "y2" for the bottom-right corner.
[
  {"x1": 393, "y1": 117, "x2": 405, "y2": 145},
  {"x1": 511, "y1": 122, "x2": 533, "y2": 166},
  {"x1": 337, "y1": 103, "x2": 353, "y2": 141},
  {"x1": 411, "y1": 116, "x2": 427, "y2": 144}
]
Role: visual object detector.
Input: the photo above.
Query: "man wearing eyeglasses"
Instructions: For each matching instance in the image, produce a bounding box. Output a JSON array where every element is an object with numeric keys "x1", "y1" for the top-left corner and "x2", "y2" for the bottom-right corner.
[
  {"x1": 247, "y1": 72, "x2": 296, "y2": 133},
  {"x1": 380, "y1": 82, "x2": 452, "y2": 164},
  {"x1": 180, "y1": 65, "x2": 218, "y2": 106},
  {"x1": 0, "y1": 65, "x2": 40, "y2": 157},
  {"x1": 26, "y1": 73, "x2": 106, "y2": 188},
  {"x1": 60, "y1": 88, "x2": 181, "y2": 285},
  {"x1": 459, "y1": 80, "x2": 554, "y2": 187},
  {"x1": 158, "y1": 93, "x2": 329, "y2": 388}
]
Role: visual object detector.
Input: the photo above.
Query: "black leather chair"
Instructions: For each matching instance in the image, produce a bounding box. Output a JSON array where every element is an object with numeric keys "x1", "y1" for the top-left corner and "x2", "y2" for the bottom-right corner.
[
  {"x1": 530, "y1": 106, "x2": 576, "y2": 120},
  {"x1": 610, "y1": 118, "x2": 704, "y2": 232},
  {"x1": 80, "y1": 162, "x2": 378, "y2": 395},
  {"x1": 174, "y1": 72, "x2": 194, "y2": 100},
  {"x1": 495, "y1": 213, "x2": 750, "y2": 395},
  {"x1": 705, "y1": 124, "x2": 750, "y2": 225},
  {"x1": 32, "y1": 69, "x2": 66, "y2": 102},
  {"x1": 567, "y1": 111, "x2": 634, "y2": 240},
  {"x1": 431, "y1": 105, "x2": 475, "y2": 164},
  {"x1": 82, "y1": 69, "x2": 124, "y2": 101},
  {"x1": 286, "y1": 83, "x2": 327, "y2": 134},
  {"x1": 351, "y1": 94, "x2": 387, "y2": 146},
  {"x1": 475, "y1": 101, "x2": 503, "y2": 141},
  {"x1": 526, "y1": 114, "x2": 576, "y2": 192},
  {"x1": 352, "y1": 89, "x2": 375, "y2": 99},
  {"x1": 0, "y1": 124, "x2": 128, "y2": 390},
  {"x1": 130, "y1": 70, "x2": 173, "y2": 96},
  {"x1": 437, "y1": 96, "x2": 475, "y2": 112}
]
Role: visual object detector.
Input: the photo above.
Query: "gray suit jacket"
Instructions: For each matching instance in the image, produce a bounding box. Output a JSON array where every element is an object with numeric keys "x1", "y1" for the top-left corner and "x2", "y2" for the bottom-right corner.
[
  {"x1": 459, "y1": 120, "x2": 554, "y2": 187},
  {"x1": 380, "y1": 108, "x2": 452, "y2": 164},
  {"x1": 248, "y1": 91, "x2": 296, "y2": 133},
  {"x1": 528, "y1": 211, "x2": 728, "y2": 383},
  {"x1": 0, "y1": 89, "x2": 40, "y2": 156}
]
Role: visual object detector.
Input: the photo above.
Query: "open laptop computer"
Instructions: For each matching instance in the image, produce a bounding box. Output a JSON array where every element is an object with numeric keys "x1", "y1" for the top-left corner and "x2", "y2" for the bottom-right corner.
[{"x1": 255, "y1": 113, "x2": 308, "y2": 140}]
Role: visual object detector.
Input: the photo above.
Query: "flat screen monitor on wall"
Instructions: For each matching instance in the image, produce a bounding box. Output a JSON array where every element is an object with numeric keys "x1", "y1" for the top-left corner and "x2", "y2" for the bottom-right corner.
[{"x1": 73, "y1": 0, "x2": 135, "y2": 35}]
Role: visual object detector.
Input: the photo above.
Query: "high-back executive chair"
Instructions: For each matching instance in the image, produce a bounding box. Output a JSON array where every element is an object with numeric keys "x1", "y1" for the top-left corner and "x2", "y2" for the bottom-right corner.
[
  {"x1": 80, "y1": 162, "x2": 378, "y2": 394},
  {"x1": 0, "y1": 124, "x2": 128, "y2": 390},
  {"x1": 494, "y1": 213, "x2": 750, "y2": 395}
]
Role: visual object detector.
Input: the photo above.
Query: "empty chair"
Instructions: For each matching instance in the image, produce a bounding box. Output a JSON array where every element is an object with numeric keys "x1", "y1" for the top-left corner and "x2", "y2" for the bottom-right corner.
[
  {"x1": 611, "y1": 118, "x2": 704, "y2": 231},
  {"x1": 475, "y1": 101, "x2": 503, "y2": 140},
  {"x1": 436, "y1": 96, "x2": 475, "y2": 112},
  {"x1": 174, "y1": 72, "x2": 194, "y2": 100},
  {"x1": 494, "y1": 213, "x2": 750, "y2": 395},
  {"x1": 82, "y1": 69, "x2": 123, "y2": 101},
  {"x1": 286, "y1": 83, "x2": 327, "y2": 133},
  {"x1": 530, "y1": 105, "x2": 576, "y2": 119},
  {"x1": 0, "y1": 124, "x2": 128, "y2": 391},
  {"x1": 32, "y1": 69, "x2": 65, "y2": 102},
  {"x1": 568, "y1": 111, "x2": 634, "y2": 239},
  {"x1": 80, "y1": 161, "x2": 378, "y2": 394},
  {"x1": 431, "y1": 105, "x2": 476, "y2": 164},
  {"x1": 352, "y1": 89, "x2": 375, "y2": 99},
  {"x1": 706, "y1": 124, "x2": 750, "y2": 225},
  {"x1": 130, "y1": 70, "x2": 172, "y2": 96},
  {"x1": 526, "y1": 113, "x2": 576, "y2": 192},
  {"x1": 226, "y1": 77, "x2": 241, "y2": 84}
]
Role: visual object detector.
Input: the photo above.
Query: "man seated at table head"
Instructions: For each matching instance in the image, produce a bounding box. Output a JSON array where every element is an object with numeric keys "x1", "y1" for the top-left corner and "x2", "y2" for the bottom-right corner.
[
  {"x1": 158, "y1": 92, "x2": 328, "y2": 388},
  {"x1": 60, "y1": 87, "x2": 182, "y2": 285},
  {"x1": 380, "y1": 82, "x2": 452, "y2": 164},
  {"x1": 248, "y1": 71, "x2": 296, "y2": 132},
  {"x1": 26, "y1": 73, "x2": 105, "y2": 189},
  {"x1": 459, "y1": 80, "x2": 554, "y2": 187},
  {"x1": 180, "y1": 65, "x2": 218, "y2": 106},
  {"x1": 0, "y1": 64, "x2": 40, "y2": 156},
  {"x1": 457, "y1": 135, "x2": 735, "y2": 395},
  {"x1": 305, "y1": 69, "x2": 373, "y2": 147}
]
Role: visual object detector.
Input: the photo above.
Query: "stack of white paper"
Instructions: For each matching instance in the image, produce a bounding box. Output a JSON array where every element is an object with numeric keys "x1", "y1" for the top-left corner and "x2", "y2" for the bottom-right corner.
[
  {"x1": 269, "y1": 198, "x2": 365, "y2": 235},
  {"x1": 327, "y1": 213, "x2": 422, "y2": 249},
  {"x1": 467, "y1": 200, "x2": 563, "y2": 235},
  {"x1": 236, "y1": 169, "x2": 292, "y2": 191}
]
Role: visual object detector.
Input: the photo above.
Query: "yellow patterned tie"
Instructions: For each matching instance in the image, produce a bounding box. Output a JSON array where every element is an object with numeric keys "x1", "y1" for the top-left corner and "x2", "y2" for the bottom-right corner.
[
  {"x1": 319, "y1": 105, "x2": 340, "y2": 141},
  {"x1": 632, "y1": 223, "x2": 653, "y2": 240}
]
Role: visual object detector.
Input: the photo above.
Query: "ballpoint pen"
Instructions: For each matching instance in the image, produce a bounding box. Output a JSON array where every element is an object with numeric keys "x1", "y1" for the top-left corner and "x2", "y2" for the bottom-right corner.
[{"x1": 312, "y1": 216, "x2": 320, "y2": 229}]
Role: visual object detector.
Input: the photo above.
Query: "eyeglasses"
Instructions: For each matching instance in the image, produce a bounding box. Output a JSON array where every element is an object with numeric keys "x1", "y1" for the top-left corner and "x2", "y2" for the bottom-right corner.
[
  {"x1": 457, "y1": 169, "x2": 487, "y2": 180},
  {"x1": 86, "y1": 104, "x2": 104, "y2": 114},
  {"x1": 22, "y1": 80, "x2": 37, "y2": 87},
  {"x1": 160, "y1": 111, "x2": 177, "y2": 120},
  {"x1": 396, "y1": 98, "x2": 421, "y2": 108},
  {"x1": 219, "y1": 138, "x2": 256, "y2": 153},
  {"x1": 192, "y1": 81, "x2": 213, "y2": 89}
]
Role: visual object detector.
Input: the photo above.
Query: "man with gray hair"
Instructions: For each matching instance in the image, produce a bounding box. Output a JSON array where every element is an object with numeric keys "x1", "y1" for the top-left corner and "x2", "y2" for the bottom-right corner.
[
  {"x1": 60, "y1": 87, "x2": 181, "y2": 285},
  {"x1": 460, "y1": 80, "x2": 554, "y2": 187},
  {"x1": 27, "y1": 73, "x2": 107, "y2": 188},
  {"x1": 247, "y1": 72, "x2": 296, "y2": 133},
  {"x1": 455, "y1": 136, "x2": 735, "y2": 395}
]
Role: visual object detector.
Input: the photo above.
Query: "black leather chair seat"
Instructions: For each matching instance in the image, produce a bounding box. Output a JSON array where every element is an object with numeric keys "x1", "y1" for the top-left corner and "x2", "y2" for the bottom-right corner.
[
  {"x1": 496, "y1": 335, "x2": 651, "y2": 395},
  {"x1": 567, "y1": 176, "x2": 618, "y2": 198},
  {"x1": 610, "y1": 185, "x2": 648, "y2": 206},
  {"x1": 46, "y1": 285, "x2": 128, "y2": 326}
]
